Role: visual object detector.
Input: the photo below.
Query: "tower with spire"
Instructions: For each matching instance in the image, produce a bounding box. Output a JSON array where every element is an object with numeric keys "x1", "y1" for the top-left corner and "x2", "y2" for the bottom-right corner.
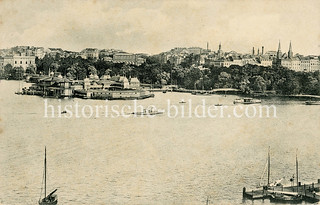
[
  {"x1": 288, "y1": 41, "x2": 293, "y2": 59},
  {"x1": 217, "y1": 42, "x2": 223, "y2": 58},
  {"x1": 277, "y1": 40, "x2": 282, "y2": 59}
]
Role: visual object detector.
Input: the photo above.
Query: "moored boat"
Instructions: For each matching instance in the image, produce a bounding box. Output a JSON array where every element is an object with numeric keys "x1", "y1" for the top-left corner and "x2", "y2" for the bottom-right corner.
[
  {"x1": 234, "y1": 98, "x2": 261, "y2": 104},
  {"x1": 131, "y1": 108, "x2": 164, "y2": 116},
  {"x1": 243, "y1": 147, "x2": 271, "y2": 200},
  {"x1": 74, "y1": 88, "x2": 154, "y2": 100},
  {"x1": 269, "y1": 192, "x2": 303, "y2": 203}
]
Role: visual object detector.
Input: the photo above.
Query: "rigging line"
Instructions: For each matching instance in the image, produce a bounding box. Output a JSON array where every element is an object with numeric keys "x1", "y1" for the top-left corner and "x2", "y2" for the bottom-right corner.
[{"x1": 259, "y1": 159, "x2": 268, "y2": 186}]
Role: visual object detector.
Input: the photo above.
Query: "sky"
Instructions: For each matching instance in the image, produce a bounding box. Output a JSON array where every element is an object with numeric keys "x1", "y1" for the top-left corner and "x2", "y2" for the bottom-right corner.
[{"x1": 0, "y1": 0, "x2": 319, "y2": 55}]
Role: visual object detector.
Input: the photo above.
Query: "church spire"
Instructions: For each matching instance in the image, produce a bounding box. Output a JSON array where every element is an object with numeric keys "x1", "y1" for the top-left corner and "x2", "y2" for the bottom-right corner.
[
  {"x1": 277, "y1": 40, "x2": 282, "y2": 59},
  {"x1": 288, "y1": 41, "x2": 293, "y2": 59}
]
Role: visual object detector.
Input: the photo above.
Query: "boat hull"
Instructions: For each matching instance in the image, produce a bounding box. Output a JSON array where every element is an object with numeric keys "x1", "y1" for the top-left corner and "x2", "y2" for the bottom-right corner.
[
  {"x1": 75, "y1": 89, "x2": 154, "y2": 100},
  {"x1": 39, "y1": 199, "x2": 58, "y2": 205},
  {"x1": 234, "y1": 98, "x2": 261, "y2": 104},
  {"x1": 270, "y1": 194, "x2": 303, "y2": 204}
]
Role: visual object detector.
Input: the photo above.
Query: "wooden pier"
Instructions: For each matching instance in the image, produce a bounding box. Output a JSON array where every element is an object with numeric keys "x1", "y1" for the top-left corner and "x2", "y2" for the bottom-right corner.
[{"x1": 243, "y1": 180, "x2": 320, "y2": 203}]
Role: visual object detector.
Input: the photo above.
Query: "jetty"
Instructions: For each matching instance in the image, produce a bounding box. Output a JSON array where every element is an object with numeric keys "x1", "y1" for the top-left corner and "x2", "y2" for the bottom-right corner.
[
  {"x1": 243, "y1": 148, "x2": 320, "y2": 203},
  {"x1": 243, "y1": 181, "x2": 320, "y2": 202}
]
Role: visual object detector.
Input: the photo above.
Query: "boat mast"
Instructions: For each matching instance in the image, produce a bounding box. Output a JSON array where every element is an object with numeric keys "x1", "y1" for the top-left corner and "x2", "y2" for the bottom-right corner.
[
  {"x1": 44, "y1": 147, "x2": 47, "y2": 197},
  {"x1": 296, "y1": 149, "x2": 298, "y2": 191},
  {"x1": 267, "y1": 146, "x2": 270, "y2": 186}
]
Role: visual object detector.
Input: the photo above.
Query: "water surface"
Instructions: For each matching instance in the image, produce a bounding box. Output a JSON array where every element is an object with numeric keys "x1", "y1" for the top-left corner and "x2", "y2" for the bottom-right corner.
[{"x1": 0, "y1": 80, "x2": 319, "y2": 204}]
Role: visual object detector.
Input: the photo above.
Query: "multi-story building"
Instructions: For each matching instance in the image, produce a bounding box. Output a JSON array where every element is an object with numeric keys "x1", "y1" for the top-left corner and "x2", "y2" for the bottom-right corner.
[
  {"x1": 301, "y1": 56, "x2": 320, "y2": 72},
  {"x1": 0, "y1": 56, "x2": 13, "y2": 69},
  {"x1": 260, "y1": 58, "x2": 273, "y2": 67},
  {"x1": 273, "y1": 41, "x2": 320, "y2": 72},
  {"x1": 280, "y1": 58, "x2": 302, "y2": 72},
  {"x1": 0, "y1": 54, "x2": 36, "y2": 70},
  {"x1": 113, "y1": 53, "x2": 136, "y2": 64},
  {"x1": 80, "y1": 48, "x2": 99, "y2": 59},
  {"x1": 112, "y1": 53, "x2": 146, "y2": 65},
  {"x1": 46, "y1": 48, "x2": 64, "y2": 58}
]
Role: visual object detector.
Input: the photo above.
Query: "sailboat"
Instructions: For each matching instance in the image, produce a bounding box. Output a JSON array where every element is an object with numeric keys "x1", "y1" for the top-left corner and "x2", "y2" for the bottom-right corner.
[
  {"x1": 39, "y1": 147, "x2": 58, "y2": 205},
  {"x1": 269, "y1": 149, "x2": 303, "y2": 203},
  {"x1": 242, "y1": 147, "x2": 271, "y2": 199},
  {"x1": 257, "y1": 146, "x2": 271, "y2": 188}
]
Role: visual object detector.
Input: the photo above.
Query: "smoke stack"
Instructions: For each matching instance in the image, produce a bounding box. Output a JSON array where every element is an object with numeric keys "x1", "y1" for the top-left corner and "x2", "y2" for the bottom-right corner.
[
  {"x1": 262, "y1": 46, "x2": 264, "y2": 55},
  {"x1": 252, "y1": 47, "x2": 255, "y2": 55}
]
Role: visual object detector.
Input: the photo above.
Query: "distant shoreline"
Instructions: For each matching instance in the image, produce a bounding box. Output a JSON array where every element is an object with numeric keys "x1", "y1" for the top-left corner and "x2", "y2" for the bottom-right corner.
[
  {"x1": 2, "y1": 79, "x2": 320, "y2": 101},
  {"x1": 149, "y1": 89, "x2": 320, "y2": 100}
]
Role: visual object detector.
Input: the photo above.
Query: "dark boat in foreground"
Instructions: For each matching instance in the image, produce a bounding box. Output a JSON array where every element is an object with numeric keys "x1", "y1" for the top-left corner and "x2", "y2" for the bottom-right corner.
[{"x1": 39, "y1": 147, "x2": 58, "y2": 205}]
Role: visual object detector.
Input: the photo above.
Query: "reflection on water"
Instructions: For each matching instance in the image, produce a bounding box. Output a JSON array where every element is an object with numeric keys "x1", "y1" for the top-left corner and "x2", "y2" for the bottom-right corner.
[{"x1": 0, "y1": 80, "x2": 319, "y2": 204}]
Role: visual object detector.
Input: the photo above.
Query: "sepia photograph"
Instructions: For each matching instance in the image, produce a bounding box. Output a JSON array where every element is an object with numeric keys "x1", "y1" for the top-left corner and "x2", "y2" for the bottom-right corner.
[{"x1": 0, "y1": 0, "x2": 319, "y2": 204}]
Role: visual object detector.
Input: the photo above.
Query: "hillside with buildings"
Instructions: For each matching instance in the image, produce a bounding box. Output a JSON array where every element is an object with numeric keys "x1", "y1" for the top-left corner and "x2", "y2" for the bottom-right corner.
[
  {"x1": 0, "y1": 43, "x2": 319, "y2": 96},
  {"x1": 156, "y1": 41, "x2": 320, "y2": 72}
]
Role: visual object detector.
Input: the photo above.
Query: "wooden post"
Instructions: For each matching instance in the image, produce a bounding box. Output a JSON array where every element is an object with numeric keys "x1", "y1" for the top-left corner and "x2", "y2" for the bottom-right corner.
[
  {"x1": 44, "y1": 147, "x2": 46, "y2": 198},
  {"x1": 296, "y1": 149, "x2": 298, "y2": 192},
  {"x1": 268, "y1": 146, "x2": 270, "y2": 186},
  {"x1": 304, "y1": 184, "x2": 306, "y2": 196}
]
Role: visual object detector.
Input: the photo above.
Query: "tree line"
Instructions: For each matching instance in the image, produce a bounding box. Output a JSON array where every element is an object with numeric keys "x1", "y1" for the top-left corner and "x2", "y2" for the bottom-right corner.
[{"x1": 1, "y1": 53, "x2": 319, "y2": 95}]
